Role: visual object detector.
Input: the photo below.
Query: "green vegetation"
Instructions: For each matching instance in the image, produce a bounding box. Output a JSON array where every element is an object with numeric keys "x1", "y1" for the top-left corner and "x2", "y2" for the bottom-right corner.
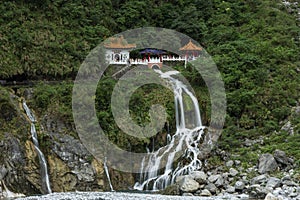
[
  {"x1": 0, "y1": 0, "x2": 299, "y2": 172},
  {"x1": 32, "y1": 82, "x2": 73, "y2": 122}
]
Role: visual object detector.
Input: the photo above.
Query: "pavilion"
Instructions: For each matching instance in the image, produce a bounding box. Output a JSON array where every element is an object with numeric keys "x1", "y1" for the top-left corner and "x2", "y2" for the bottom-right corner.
[{"x1": 104, "y1": 36, "x2": 202, "y2": 68}]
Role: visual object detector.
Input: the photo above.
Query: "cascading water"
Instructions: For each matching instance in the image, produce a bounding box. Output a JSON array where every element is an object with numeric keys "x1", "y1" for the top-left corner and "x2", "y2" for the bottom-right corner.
[
  {"x1": 104, "y1": 157, "x2": 114, "y2": 192},
  {"x1": 22, "y1": 101, "x2": 52, "y2": 194},
  {"x1": 134, "y1": 70, "x2": 206, "y2": 191}
]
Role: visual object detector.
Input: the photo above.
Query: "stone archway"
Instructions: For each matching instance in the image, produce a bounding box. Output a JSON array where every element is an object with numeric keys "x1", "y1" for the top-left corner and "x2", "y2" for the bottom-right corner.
[{"x1": 151, "y1": 64, "x2": 160, "y2": 70}]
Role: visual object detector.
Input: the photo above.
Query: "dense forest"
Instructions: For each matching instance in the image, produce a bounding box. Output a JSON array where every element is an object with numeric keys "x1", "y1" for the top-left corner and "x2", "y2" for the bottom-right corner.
[{"x1": 0, "y1": 0, "x2": 300, "y2": 182}]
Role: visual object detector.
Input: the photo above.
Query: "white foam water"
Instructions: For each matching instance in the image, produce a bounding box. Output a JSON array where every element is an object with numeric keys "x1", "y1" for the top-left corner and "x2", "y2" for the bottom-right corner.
[
  {"x1": 104, "y1": 157, "x2": 114, "y2": 192},
  {"x1": 23, "y1": 101, "x2": 52, "y2": 194},
  {"x1": 134, "y1": 70, "x2": 206, "y2": 191}
]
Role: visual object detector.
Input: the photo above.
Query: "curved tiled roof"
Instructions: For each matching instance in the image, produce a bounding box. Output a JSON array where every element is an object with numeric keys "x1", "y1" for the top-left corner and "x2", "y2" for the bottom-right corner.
[{"x1": 179, "y1": 40, "x2": 202, "y2": 51}]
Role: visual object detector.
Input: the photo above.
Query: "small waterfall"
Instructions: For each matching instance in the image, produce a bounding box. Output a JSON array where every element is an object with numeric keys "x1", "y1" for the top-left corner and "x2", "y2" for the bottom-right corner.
[
  {"x1": 22, "y1": 101, "x2": 52, "y2": 194},
  {"x1": 104, "y1": 157, "x2": 114, "y2": 192},
  {"x1": 134, "y1": 70, "x2": 205, "y2": 191},
  {"x1": 1, "y1": 180, "x2": 25, "y2": 198}
]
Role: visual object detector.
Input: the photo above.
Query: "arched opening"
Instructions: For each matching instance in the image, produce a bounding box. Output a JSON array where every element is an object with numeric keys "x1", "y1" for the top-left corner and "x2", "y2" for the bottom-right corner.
[
  {"x1": 114, "y1": 54, "x2": 120, "y2": 62},
  {"x1": 151, "y1": 64, "x2": 160, "y2": 70}
]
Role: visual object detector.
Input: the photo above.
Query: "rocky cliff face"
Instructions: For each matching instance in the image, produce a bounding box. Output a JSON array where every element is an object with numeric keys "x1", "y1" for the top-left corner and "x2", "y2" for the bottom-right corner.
[{"x1": 0, "y1": 88, "x2": 136, "y2": 195}]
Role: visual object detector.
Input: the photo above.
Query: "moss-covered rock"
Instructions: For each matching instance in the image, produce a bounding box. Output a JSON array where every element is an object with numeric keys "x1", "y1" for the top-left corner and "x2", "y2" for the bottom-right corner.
[{"x1": 0, "y1": 87, "x2": 17, "y2": 122}]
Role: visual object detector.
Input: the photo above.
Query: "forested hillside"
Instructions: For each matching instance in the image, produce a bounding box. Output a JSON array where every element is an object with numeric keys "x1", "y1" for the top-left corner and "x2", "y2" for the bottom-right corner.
[{"x1": 0, "y1": 0, "x2": 300, "y2": 194}]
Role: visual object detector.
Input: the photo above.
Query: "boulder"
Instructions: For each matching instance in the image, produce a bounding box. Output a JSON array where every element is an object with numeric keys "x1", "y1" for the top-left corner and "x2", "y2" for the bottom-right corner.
[
  {"x1": 235, "y1": 160, "x2": 241, "y2": 166},
  {"x1": 273, "y1": 150, "x2": 292, "y2": 168},
  {"x1": 282, "y1": 180, "x2": 297, "y2": 187},
  {"x1": 251, "y1": 174, "x2": 270, "y2": 185},
  {"x1": 226, "y1": 160, "x2": 234, "y2": 167},
  {"x1": 229, "y1": 168, "x2": 239, "y2": 177},
  {"x1": 214, "y1": 176, "x2": 224, "y2": 188},
  {"x1": 264, "y1": 193, "x2": 283, "y2": 200},
  {"x1": 200, "y1": 189, "x2": 212, "y2": 196},
  {"x1": 258, "y1": 154, "x2": 278, "y2": 174},
  {"x1": 175, "y1": 175, "x2": 186, "y2": 183},
  {"x1": 179, "y1": 176, "x2": 200, "y2": 193},
  {"x1": 235, "y1": 181, "x2": 245, "y2": 191},
  {"x1": 266, "y1": 177, "x2": 281, "y2": 188},
  {"x1": 190, "y1": 171, "x2": 207, "y2": 184},
  {"x1": 226, "y1": 186, "x2": 236, "y2": 193},
  {"x1": 205, "y1": 183, "x2": 217, "y2": 194},
  {"x1": 159, "y1": 184, "x2": 180, "y2": 195},
  {"x1": 248, "y1": 186, "x2": 270, "y2": 199},
  {"x1": 208, "y1": 174, "x2": 221, "y2": 183}
]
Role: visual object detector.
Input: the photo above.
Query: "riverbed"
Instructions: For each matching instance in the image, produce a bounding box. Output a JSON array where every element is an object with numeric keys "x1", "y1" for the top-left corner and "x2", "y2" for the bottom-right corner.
[{"x1": 17, "y1": 191, "x2": 249, "y2": 200}]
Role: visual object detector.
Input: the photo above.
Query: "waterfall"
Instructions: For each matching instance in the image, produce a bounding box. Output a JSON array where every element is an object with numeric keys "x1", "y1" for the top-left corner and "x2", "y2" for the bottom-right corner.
[
  {"x1": 1, "y1": 180, "x2": 25, "y2": 198},
  {"x1": 134, "y1": 70, "x2": 205, "y2": 191},
  {"x1": 104, "y1": 157, "x2": 114, "y2": 192},
  {"x1": 22, "y1": 101, "x2": 52, "y2": 194}
]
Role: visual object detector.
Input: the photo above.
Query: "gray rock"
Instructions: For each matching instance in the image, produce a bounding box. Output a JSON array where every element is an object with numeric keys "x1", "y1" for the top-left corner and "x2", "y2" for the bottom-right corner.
[
  {"x1": 251, "y1": 174, "x2": 270, "y2": 184},
  {"x1": 264, "y1": 193, "x2": 278, "y2": 200},
  {"x1": 0, "y1": 166, "x2": 8, "y2": 180},
  {"x1": 205, "y1": 183, "x2": 217, "y2": 194},
  {"x1": 179, "y1": 176, "x2": 200, "y2": 193},
  {"x1": 248, "y1": 186, "x2": 270, "y2": 199},
  {"x1": 258, "y1": 154, "x2": 278, "y2": 174},
  {"x1": 190, "y1": 171, "x2": 207, "y2": 184},
  {"x1": 200, "y1": 189, "x2": 212, "y2": 196},
  {"x1": 290, "y1": 192, "x2": 298, "y2": 197},
  {"x1": 235, "y1": 181, "x2": 245, "y2": 191},
  {"x1": 281, "y1": 175, "x2": 291, "y2": 181},
  {"x1": 272, "y1": 187, "x2": 282, "y2": 196},
  {"x1": 266, "y1": 177, "x2": 281, "y2": 188},
  {"x1": 229, "y1": 168, "x2": 239, "y2": 177},
  {"x1": 208, "y1": 174, "x2": 221, "y2": 183},
  {"x1": 282, "y1": 180, "x2": 297, "y2": 187},
  {"x1": 51, "y1": 134, "x2": 97, "y2": 183},
  {"x1": 228, "y1": 177, "x2": 234, "y2": 183},
  {"x1": 226, "y1": 160, "x2": 234, "y2": 167},
  {"x1": 215, "y1": 176, "x2": 224, "y2": 188},
  {"x1": 235, "y1": 160, "x2": 241, "y2": 166},
  {"x1": 244, "y1": 138, "x2": 253, "y2": 147},
  {"x1": 274, "y1": 150, "x2": 292, "y2": 167},
  {"x1": 281, "y1": 121, "x2": 294, "y2": 135},
  {"x1": 226, "y1": 186, "x2": 236, "y2": 193},
  {"x1": 222, "y1": 173, "x2": 229, "y2": 181},
  {"x1": 175, "y1": 175, "x2": 186, "y2": 183}
]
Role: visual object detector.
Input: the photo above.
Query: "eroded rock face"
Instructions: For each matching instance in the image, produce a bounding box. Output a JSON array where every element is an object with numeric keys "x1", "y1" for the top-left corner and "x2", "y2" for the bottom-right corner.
[
  {"x1": 0, "y1": 134, "x2": 40, "y2": 195},
  {"x1": 42, "y1": 115, "x2": 106, "y2": 192},
  {"x1": 24, "y1": 140, "x2": 42, "y2": 192},
  {"x1": 48, "y1": 155, "x2": 77, "y2": 192},
  {"x1": 0, "y1": 90, "x2": 135, "y2": 196}
]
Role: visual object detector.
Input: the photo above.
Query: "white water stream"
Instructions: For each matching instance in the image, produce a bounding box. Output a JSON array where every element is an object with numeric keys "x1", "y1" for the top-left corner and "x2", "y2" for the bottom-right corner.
[
  {"x1": 134, "y1": 70, "x2": 206, "y2": 191},
  {"x1": 104, "y1": 157, "x2": 114, "y2": 192},
  {"x1": 22, "y1": 101, "x2": 52, "y2": 194}
]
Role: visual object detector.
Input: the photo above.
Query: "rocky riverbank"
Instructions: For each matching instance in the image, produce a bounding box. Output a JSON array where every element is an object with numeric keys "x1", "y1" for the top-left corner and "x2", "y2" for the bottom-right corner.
[{"x1": 158, "y1": 149, "x2": 300, "y2": 200}]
